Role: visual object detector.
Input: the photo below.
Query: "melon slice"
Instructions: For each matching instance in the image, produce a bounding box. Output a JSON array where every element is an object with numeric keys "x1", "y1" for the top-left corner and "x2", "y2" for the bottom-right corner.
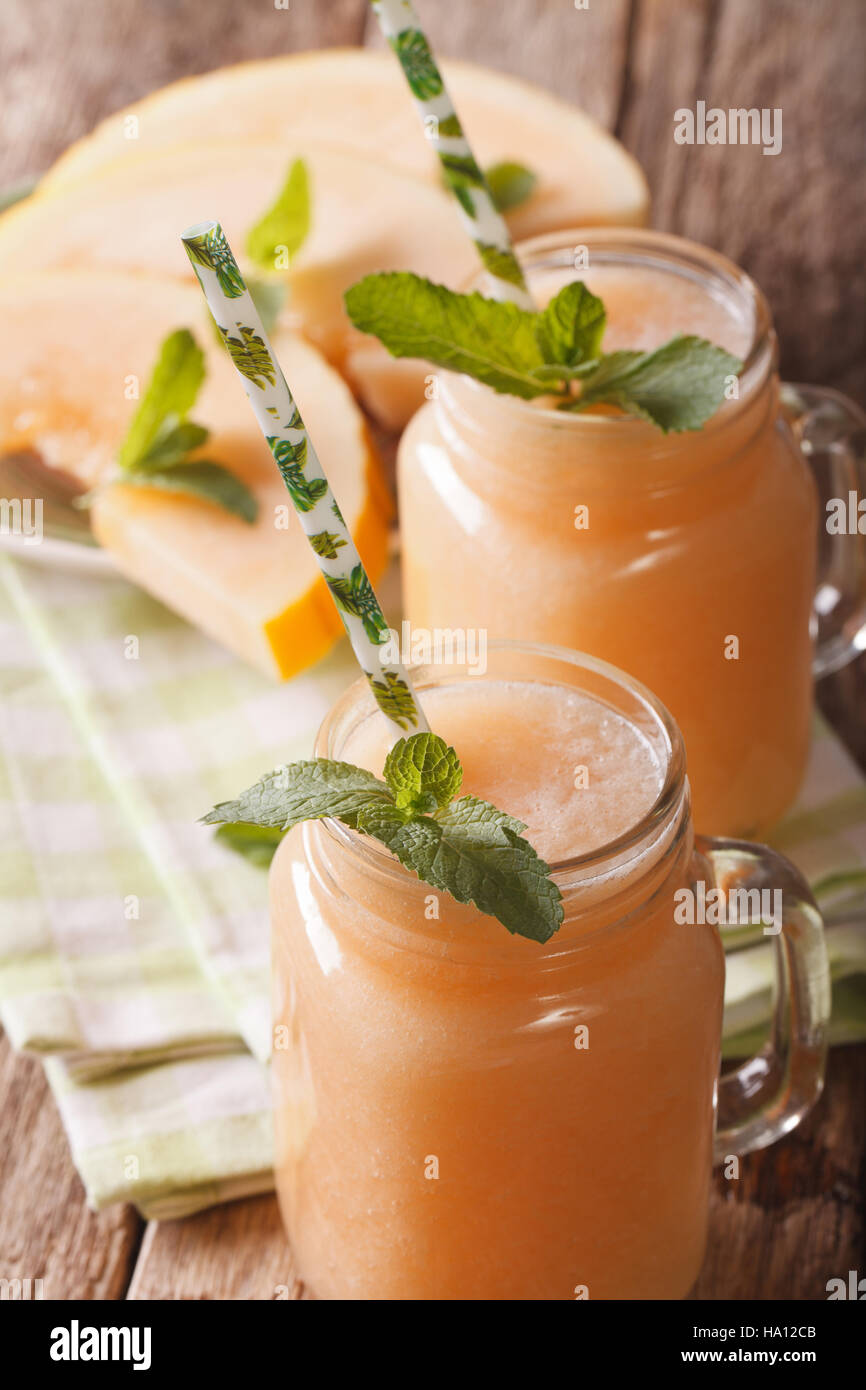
[
  {"x1": 41, "y1": 50, "x2": 648, "y2": 237},
  {"x1": 0, "y1": 270, "x2": 390, "y2": 679},
  {"x1": 0, "y1": 142, "x2": 478, "y2": 424}
]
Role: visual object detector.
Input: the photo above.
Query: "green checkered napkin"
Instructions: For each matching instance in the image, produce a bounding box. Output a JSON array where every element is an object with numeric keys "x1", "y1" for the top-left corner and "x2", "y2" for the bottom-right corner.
[
  {"x1": 0, "y1": 571, "x2": 238, "y2": 1078},
  {"x1": 0, "y1": 553, "x2": 360, "y2": 1215},
  {"x1": 45, "y1": 1052, "x2": 275, "y2": 1220},
  {"x1": 0, "y1": 556, "x2": 358, "y2": 1065},
  {"x1": 0, "y1": 553, "x2": 864, "y2": 1217}
]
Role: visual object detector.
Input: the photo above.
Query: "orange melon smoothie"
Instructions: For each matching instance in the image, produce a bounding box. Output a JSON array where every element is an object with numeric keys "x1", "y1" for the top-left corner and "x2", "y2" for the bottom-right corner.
[
  {"x1": 398, "y1": 229, "x2": 817, "y2": 838},
  {"x1": 271, "y1": 646, "x2": 727, "y2": 1301}
]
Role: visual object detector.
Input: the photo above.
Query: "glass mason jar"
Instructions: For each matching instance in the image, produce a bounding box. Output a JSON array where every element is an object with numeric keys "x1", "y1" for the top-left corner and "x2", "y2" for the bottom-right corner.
[
  {"x1": 271, "y1": 643, "x2": 830, "y2": 1301},
  {"x1": 398, "y1": 229, "x2": 866, "y2": 839}
]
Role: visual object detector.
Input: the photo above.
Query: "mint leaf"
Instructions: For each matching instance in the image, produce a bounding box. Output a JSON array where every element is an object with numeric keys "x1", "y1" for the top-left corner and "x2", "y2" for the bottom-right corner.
[
  {"x1": 246, "y1": 157, "x2": 310, "y2": 270},
  {"x1": 356, "y1": 794, "x2": 563, "y2": 944},
  {"x1": 345, "y1": 272, "x2": 547, "y2": 399},
  {"x1": 436, "y1": 792, "x2": 527, "y2": 837},
  {"x1": 202, "y1": 743, "x2": 563, "y2": 942},
  {"x1": 345, "y1": 271, "x2": 742, "y2": 432},
  {"x1": 568, "y1": 350, "x2": 642, "y2": 395},
  {"x1": 383, "y1": 732, "x2": 462, "y2": 815},
  {"x1": 535, "y1": 281, "x2": 606, "y2": 368},
  {"x1": 124, "y1": 461, "x2": 259, "y2": 523},
  {"x1": 485, "y1": 161, "x2": 537, "y2": 213},
  {"x1": 214, "y1": 823, "x2": 285, "y2": 868},
  {"x1": 115, "y1": 328, "x2": 258, "y2": 521},
  {"x1": 572, "y1": 336, "x2": 742, "y2": 432},
  {"x1": 202, "y1": 760, "x2": 391, "y2": 831},
  {"x1": 118, "y1": 329, "x2": 205, "y2": 470},
  {"x1": 530, "y1": 360, "x2": 601, "y2": 383},
  {"x1": 133, "y1": 421, "x2": 209, "y2": 471}
]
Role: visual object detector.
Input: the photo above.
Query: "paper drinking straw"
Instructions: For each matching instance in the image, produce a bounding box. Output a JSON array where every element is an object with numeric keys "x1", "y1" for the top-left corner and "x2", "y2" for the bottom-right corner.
[
  {"x1": 182, "y1": 219, "x2": 428, "y2": 736},
  {"x1": 371, "y1": 0, "x2": 535, "y2": 309}
]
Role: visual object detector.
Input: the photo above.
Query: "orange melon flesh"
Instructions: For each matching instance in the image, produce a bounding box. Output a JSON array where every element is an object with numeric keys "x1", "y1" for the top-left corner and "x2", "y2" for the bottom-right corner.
[
  {"x1": 0, "y1": 143, "x2": 478, "y2": 423},
  {"x1": 40, "y1": 50, "x2": 649, "y2": 237},
  {"x1": 0, "y1": 271, "x2": 390, "y2": 679}
]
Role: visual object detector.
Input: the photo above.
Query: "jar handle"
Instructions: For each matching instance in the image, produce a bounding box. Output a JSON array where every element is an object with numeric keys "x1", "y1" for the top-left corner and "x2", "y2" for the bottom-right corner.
[
  {"x1": 781, "y1": 382, "x2": 866, "y2": 678},
  {"x1": 696, "y1": 835, "x2": 831, "y2": 1162}
]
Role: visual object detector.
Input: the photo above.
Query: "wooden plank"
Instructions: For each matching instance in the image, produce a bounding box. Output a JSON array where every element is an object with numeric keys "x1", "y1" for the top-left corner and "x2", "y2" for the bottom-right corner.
[
  {"x1": 0, "y1": 1031, "x2": 141, "y2": 1300},
  {"x1": 0, "y1": 0, "x2": 368, "y2": 185},
  {"x1": 362, "y1": 0, "x2": 632, "y2": 128},
  {"x1": 617, "y1": 0, "x2": 866, "y2": 402},
  {"x1": 695, "y1": 1044, "x2": 866, "y2": 1300},
  {"x1": 127, "y1": 1195, "x2": 306, "y2": 1300}
]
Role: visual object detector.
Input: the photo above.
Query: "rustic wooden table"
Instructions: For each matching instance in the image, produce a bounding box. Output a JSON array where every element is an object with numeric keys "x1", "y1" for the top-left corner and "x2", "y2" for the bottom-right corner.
[{"x1": 1, "y1": 0, "x2": 864, "y2": 1301}]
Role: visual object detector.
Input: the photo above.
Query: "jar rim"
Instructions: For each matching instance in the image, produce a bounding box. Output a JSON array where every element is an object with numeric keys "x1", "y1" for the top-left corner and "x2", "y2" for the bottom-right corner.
[
  {"x1": 314, "y1": 639, "x2": 688, "y2": 891},
  {"x1": 448, "y1": 225, "x2": 774, "y2": 435}
]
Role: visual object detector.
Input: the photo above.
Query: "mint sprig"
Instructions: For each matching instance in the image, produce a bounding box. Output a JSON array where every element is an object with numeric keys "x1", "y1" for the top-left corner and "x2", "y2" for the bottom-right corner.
[
  {"x1": 345, "y1": 272, "x2": 742, "y2": 432},
  {"x1": 114, "y1": 330, "x2": 258, "y2": 522},
  {"x1": 203, "y1": 732, "x2": 563, "y2": 943}
]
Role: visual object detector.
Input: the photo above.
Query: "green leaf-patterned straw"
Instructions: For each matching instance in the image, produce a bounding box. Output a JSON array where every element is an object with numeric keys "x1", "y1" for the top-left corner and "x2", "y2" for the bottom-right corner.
[
  {"x1": 371, "y1": 0, "x2": 534, "y2": 309},
  {"x1": 182, "y1": 220, "x2": 428, "y2": 735}
]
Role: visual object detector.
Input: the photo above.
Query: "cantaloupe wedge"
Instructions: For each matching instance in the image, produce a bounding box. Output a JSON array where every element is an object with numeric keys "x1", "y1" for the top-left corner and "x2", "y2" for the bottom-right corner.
[
  {"x1": 0, "y1": 142, "x2": 479, "y2": 426},
  {"x1": 40, "y1": 50, "x2": 649, "y2": 237},
  {"x1": 0, "y1": 270, "x2": 390, "y2": 678},
  {"x1": 0, "y1": 143, "x2": 478, "y2": 363}
]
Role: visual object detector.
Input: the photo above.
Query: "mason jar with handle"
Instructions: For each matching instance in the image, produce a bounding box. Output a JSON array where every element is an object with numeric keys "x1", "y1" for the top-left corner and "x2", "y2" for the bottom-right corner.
[
  {"x1": 398, "y1": 229, "x2": 866, "y2": 839},
  {"x1": 270, "y1": 643, "x2": 830, "y2": 1301}
]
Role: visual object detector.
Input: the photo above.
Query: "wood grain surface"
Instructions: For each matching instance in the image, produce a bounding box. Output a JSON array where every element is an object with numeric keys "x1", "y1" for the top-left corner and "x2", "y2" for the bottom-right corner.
[
  {"x1": 127, "y1": 1197, "x2": 305, "y2": 1302},
  {"x1": 0, "y1": 1034, "x2": 142, "y2": 1300},
  {"x1": 0, "y1": 0, "x2": 864, "y2": 1301}
]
